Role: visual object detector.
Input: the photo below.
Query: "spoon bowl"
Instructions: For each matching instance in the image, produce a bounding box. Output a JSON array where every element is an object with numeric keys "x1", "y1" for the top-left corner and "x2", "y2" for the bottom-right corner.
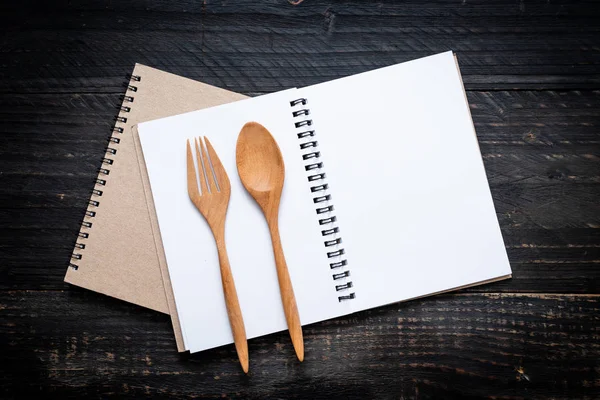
[{"x1": 236, "y1": 122, "x2": 285, "y2": 200}]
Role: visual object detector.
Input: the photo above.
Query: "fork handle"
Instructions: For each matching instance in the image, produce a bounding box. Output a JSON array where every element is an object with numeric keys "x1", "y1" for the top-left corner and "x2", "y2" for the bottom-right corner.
[
  {"x1": 215, "y1": 238, "x2": 249, "y2": 373},
  {"x1": 268, "y1": 221, "x2": 305, "y2": 362}
]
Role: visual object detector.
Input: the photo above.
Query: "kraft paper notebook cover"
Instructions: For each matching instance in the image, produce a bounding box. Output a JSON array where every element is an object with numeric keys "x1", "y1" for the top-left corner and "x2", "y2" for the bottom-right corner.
[
  {"x1": 64, "y1": 64, "x2": 247, "y2": 350},
  {"x1": 137, "y1": 52, "x2": 512, "y2": 353}
]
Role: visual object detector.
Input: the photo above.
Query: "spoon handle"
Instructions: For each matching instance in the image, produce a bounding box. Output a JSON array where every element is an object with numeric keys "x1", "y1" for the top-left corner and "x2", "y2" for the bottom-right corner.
[
  {"x1": 268, "y1": 221, "x2": 304, "y2": 362},
  {"x1": 215, "y1": 238, "x2": 249, "y2": 373}
]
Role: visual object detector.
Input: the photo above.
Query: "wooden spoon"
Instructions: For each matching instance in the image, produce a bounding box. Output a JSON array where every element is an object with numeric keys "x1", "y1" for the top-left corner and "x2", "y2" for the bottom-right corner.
[{"x1": 236, "y1": 121, "x2": 304, "y2": 362}]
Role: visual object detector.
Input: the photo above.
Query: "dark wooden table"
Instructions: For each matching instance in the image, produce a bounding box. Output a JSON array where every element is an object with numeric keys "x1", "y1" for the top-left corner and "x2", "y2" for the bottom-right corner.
[{"x1": 1, "y1": 1, "x2": 599, "y2": 398}]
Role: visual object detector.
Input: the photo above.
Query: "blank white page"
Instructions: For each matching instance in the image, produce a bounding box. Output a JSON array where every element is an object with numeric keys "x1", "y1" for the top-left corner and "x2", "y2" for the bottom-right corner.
[
  {"x1": 295, "y1": 52, "x2": 511, "y2": 312},
  {"x1": 138, "y1": 89, "x2": 351, "y2": 353}
]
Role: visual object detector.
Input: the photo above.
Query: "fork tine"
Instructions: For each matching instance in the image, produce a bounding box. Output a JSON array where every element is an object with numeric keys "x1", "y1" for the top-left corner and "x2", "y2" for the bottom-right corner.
[
  {"x1": 186, "y1": 139, "x2": 200, "y2": 200},
  {"x1": 198, "y1": 137, "x2": 218, "y2": 193},
  {"x1": 204, "y1": 137, "x2": 230, "y2": 192},
  {"x1": 194, "y1": 137, "x2": 209, "y2": 195}
]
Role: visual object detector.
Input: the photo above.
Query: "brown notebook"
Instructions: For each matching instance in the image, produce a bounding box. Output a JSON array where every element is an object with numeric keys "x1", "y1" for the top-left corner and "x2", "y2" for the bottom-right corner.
[{"x1": 65, "y1": 64, "x2": 247, "y2": 350}]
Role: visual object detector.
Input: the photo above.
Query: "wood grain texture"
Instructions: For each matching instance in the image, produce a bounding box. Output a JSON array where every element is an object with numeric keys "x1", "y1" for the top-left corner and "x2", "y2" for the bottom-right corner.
[
  {"x1": 0, "y1": 0, "x2": 599, "y2": 397},
  {"x1": 1, "y1": 290, "x2": 599, "y2": 398},
  {"x1": 236, "y1": 122, "x2": 304, "y2": 362},
  {"x1": 1, "y1": 1, "x2": 599, "y2": 93},
  {"x1": 187, "y1": 137, "x2": 249, "y2": 373}
]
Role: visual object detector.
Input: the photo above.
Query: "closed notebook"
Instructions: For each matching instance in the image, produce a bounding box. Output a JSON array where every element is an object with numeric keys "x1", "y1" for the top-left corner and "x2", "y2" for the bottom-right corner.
[
  {"x1": 64, "y1": 64, "x2": 247, "y2": 350},
  {"x1": 137, "y1": 51, "x2": 512, "y2": 353}
]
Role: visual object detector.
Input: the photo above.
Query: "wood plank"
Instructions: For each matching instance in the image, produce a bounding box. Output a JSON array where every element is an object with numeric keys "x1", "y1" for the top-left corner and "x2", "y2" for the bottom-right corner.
[
  {"x1": 0, "y1": 88, "x2": 598, "y2": 292},
  {"x1": 2, "y1": 91, "x2": 599, "y2": 142},
  {"x1": 1, "y1": 187, "x2": 599, "y2": 292},
  {"x1": 0, "y1": 290, "x2": 598, "y2": 398},
  {"x1": 0, "y1": 2, "x2": 599, "y2": 92},
  {"x1": 1, "y1": 90, "x2": 599, "y2": 150},
  {"x1": 2, "y1": 49, "x2": 598, "y2": 92},
  {"x1": 4, "y1": 182, "x2": 599, "y2": 228}
]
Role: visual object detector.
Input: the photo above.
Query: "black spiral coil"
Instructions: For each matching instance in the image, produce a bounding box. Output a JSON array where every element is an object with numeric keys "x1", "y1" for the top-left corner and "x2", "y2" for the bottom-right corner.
[
  {"x1": 290, "y1": 98, "x2": 355, "y2": 302},
  {"x1": 69, "y1": 74, "x2": 141, "y2": 270}
]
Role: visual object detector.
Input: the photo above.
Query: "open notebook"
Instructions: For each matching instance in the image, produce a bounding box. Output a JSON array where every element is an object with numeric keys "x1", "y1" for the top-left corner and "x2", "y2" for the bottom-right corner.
[{"x1": 137, "y1": 52, "x2": 512, "y2": 353}]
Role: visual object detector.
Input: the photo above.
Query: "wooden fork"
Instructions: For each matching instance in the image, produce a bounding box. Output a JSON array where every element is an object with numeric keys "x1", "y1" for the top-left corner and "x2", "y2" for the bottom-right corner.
[{"x1": 186, "y1": 136, "x2": 249, "y2": 374}]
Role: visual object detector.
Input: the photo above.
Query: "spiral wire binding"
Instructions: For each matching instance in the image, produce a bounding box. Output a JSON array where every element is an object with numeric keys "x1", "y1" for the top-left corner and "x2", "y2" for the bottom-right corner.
[
  {"x1": 69, "y1": 73, "x2": 141, "y2": 270},
  {"x1": 290, "y1": 98, "x2": 355, "y2": 302}
]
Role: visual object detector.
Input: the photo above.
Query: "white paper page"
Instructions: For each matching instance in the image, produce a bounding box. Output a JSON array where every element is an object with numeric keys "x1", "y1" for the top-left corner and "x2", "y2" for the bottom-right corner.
[
  {"x1": 295, "y1": 52, "x2": 511, "y2": 312},
  {"x1": 138, "y1": 89, "x2": 351, "y2": 353}
]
